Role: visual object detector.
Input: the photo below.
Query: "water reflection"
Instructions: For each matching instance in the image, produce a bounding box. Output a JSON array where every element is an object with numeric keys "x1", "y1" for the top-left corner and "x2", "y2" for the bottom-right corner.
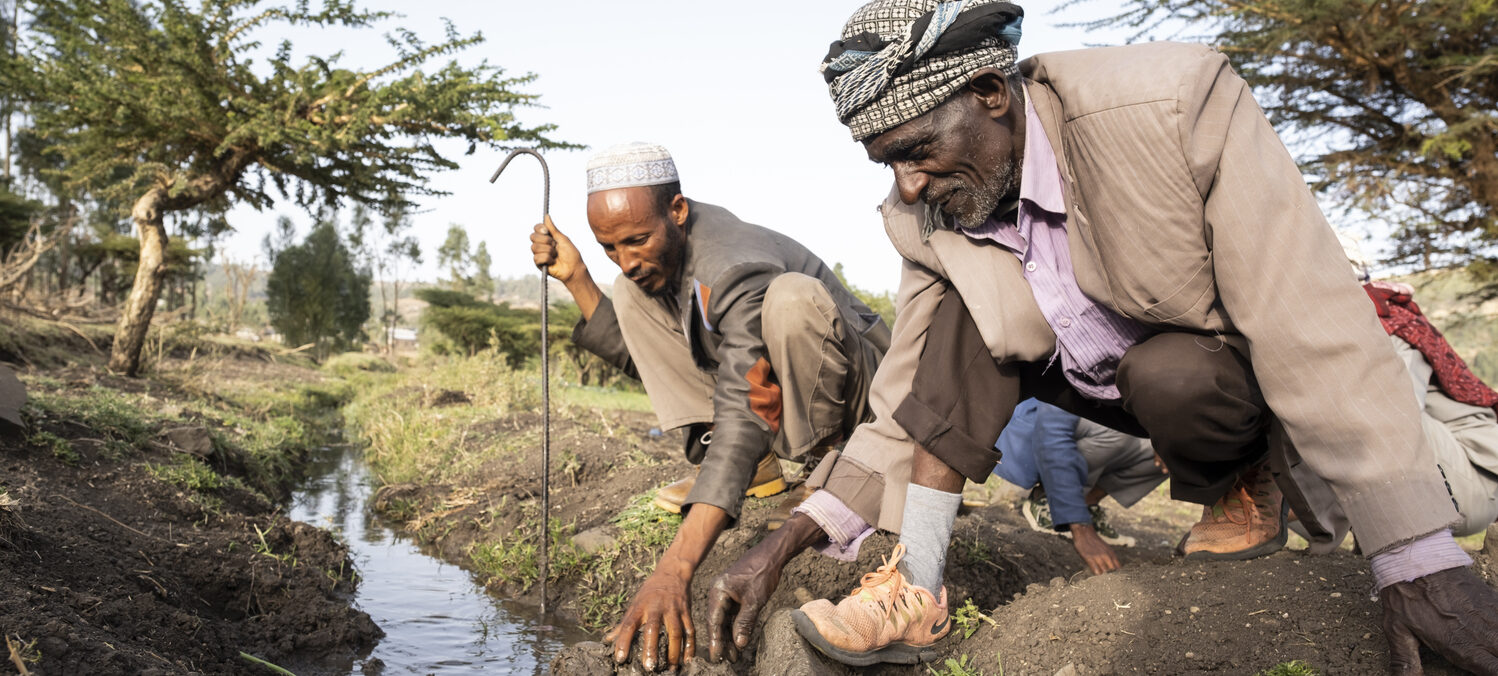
[{"x1": 289, "y1": 445, "x2": 588, "y2": 674}]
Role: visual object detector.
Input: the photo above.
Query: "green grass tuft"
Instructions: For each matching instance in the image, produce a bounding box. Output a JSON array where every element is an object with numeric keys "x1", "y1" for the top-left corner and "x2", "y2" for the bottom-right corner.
[
  {"x1": 1258, "y1": 660, "x2": 1319, "y2": 676},
  {"x1": 147, "y1": 456, "x2": 223, "y2": 493},
  {"x1": 322, "y1": 352, "x2": 397, "y2": 376},
  {"x1": 28, "y1": 430, "x2": 79, "y2": 465}
]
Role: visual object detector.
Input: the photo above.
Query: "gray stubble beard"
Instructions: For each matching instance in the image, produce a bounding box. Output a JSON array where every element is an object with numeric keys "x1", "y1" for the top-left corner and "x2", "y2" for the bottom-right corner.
[{"x1": 921, "y1": 156, "x2": 1020, "y2": 239}]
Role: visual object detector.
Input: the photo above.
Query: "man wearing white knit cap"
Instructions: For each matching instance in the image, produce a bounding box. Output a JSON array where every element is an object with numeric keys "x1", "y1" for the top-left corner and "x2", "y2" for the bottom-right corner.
[{"x1": 529, "y1": 142, "x2": 890, "y2": 670}]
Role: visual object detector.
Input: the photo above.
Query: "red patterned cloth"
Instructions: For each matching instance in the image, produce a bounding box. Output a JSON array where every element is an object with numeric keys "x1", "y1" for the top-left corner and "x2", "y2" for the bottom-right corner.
[{"x1": 1364, "y1": 281, "x2": 1498, "y2": 414}]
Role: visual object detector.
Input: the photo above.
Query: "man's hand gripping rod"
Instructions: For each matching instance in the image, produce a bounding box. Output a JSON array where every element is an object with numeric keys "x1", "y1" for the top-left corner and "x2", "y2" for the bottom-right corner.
[{"x1": 490, "y1": 149, "x2": 552, "y2": 615}]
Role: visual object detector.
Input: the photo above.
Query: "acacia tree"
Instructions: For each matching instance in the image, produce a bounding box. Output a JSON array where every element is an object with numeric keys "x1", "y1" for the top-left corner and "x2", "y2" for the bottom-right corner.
[
  {"x1": 2, "y1": 0, "x2": 567, "y2": 375},
  {"x1": 1068, "y1": 0, "x2": 1497, "y2": 272}
]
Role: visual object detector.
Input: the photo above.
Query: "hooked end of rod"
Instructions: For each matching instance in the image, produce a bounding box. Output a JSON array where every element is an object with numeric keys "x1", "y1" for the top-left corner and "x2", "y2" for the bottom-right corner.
[{"x1": 489, "y1": 148, "x2": 545, "y2": 184}]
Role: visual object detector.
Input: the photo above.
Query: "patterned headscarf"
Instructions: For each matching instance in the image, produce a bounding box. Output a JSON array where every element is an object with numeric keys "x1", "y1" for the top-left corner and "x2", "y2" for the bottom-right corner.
[{"x1": 821, "y1": 0, "x2": 1024, "y2": 141}]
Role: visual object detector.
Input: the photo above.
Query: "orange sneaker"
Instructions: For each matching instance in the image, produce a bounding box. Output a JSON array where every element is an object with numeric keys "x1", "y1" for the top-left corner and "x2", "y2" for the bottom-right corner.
[
  {"x1": 1179, "y1": 462, "x2": 1288, "y2": 560},
  {"x1": 790, "y1": 544, "x2": 949, "y2": 666}
]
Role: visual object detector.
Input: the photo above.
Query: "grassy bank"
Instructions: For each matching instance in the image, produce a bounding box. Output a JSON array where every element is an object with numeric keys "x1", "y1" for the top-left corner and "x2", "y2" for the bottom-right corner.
[
  {"x1": 340, "y1": 349, "x2": 686, "y2": 629},
  {"x1": 341, "y1": 351, "x2": 651, "y2": 485},
  {"x1": 0, "y1": 313, "x2": 381, "y2": 672},
  {"x1": 6, "y1": 314, "x2": 353, "y2": 499}
]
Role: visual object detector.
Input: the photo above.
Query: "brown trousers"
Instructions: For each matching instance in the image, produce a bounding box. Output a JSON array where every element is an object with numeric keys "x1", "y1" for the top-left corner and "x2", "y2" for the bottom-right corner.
[{"x1": 895, "y1": 286, "x2": 1271, "y2": 506}]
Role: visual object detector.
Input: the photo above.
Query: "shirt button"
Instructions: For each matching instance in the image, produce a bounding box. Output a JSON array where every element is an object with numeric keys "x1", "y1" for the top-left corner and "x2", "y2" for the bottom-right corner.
[
  {"x1": 1060, "y1": 318, "x2": 1072, "y2": 328},
  {"x1": 1025, "y1": 261, "x2": 1037, "y2": 272}
]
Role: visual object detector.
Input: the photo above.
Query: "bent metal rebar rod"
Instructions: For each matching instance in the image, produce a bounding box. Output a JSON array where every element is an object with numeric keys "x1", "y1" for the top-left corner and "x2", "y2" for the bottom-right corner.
[{"x1": 489, "y1": 149, "x2": 551, "y2": 616}]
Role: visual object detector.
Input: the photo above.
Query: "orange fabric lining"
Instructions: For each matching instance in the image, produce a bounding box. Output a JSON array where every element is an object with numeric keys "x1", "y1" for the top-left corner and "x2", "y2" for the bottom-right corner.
[{"x1": 746, "y1": 357, "x2": 782, "y2": 434}]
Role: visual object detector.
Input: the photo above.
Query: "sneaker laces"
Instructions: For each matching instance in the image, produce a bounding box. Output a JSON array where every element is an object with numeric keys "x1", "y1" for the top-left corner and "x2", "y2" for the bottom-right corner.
[
  {"x1": 1208, "y1": 485, "x2": 1255, "y2": 527},
  {"x1": 850, "y1": 543, "x2": 912, "y2": 622}
]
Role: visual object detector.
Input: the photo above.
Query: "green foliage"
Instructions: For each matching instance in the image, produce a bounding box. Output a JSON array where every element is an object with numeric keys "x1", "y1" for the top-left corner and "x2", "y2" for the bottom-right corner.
[
  {"x1": 25, "y1": 384, "x2": 155, "y2": 444},
  {"x1": 0, "y1": 184, "x2": 42, "y2": 252},
  {"x1": 340, "y1": 351, "x2": 540, "y2": 483},
  {"x1": 928, "y1": 654, "x2": 988, "y2": 676},
  {"x1": 28, "y1": 429, "x2": 78, "y2": 464},
  {"x1": 548, "y1": 300, "x2": 642, "y2": 390},
  {"x1": 834, "y1": 262, "x2": 897, "y2": 327},
  {"x1": 438, "y1": 224, "x2": 473, "y2": 290},
  {"x1": 469, "y1": 515, "x2": 588, "y2": 591},
  {"x1": 471, "y1": 241, "x2": 494, "y2": 301},
  {"x1": 1066, "y1": 0, "x2": 1498, "y2": 275},
  {"x1": 265, "y1": 219, "x2": 372, "y2": 359},
  {"x1": 3, "y1": 0, "x2": 571, "y2": 213},
  {"x1": 952, "y1": 598, "x2": 997, "y2": 640},
  {"x1": 321, "y1": 352, "x2": 397, "y2": 376},
  {"x1": 1258, "y1": 660, "x2": 1319, "y2": 676},
  {"x1": 148, "y1": 456, "x2": 223, "y2": 493},
  {"x1": 610, "y1": 490, "x2": 683, "y2": 550},
  {"x1": 414, "y1": 286, "x2": 541, "y2": 363}
]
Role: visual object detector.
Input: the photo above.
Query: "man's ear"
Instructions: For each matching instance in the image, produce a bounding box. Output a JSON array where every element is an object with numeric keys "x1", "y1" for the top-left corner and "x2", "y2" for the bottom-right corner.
[
  {"x1": 669, "y1": 193, "x2": 690, "y2": 227},
  {"x1": 967, "y1": 67, "x2": 1014, "y2": 119}
]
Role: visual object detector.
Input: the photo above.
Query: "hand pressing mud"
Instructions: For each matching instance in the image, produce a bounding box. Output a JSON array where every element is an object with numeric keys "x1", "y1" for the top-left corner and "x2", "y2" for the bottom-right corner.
[
  {"x1": 1381, "y1": 566, "x2": 1498, "y2": 675},
  {"x1": 1068, "y1": 523, "x2": 1120, "y2": 575},
  {"x1": 705, "y1": 512, "x2": 826, "y2": 662}
]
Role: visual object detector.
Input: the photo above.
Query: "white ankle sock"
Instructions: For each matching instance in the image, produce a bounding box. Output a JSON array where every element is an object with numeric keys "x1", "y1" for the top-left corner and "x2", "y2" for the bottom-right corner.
[{"x1": 897, "y1": 484, "x2": 962, "y2": 591}]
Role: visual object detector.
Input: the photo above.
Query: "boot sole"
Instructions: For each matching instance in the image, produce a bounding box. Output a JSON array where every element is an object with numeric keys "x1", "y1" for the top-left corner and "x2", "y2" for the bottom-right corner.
[
  {"x1": 651, "y1": 497, "x2": 684, "y2": 514},
  {"x1": 1182, "y1": 502, "x2": 1289, "y2": 561},
  {"x1": 652, "y1": 477, "x2": 785, "y2": 514},
  {"x1": 789, "y1": 609, "x2": 939, "y2": 666},
  {"x1": 744, "y1": 477, "x2": 787, "y2": 499}
]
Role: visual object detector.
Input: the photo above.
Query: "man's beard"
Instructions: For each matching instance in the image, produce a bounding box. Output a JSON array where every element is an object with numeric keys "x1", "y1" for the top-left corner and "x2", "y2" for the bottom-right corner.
[
  {"x1": 643, "y1": 225, "x2": 688, "y2": 298},
  {"x1": 921, "y1": 158, "x2": 1020, "y2": 237}
]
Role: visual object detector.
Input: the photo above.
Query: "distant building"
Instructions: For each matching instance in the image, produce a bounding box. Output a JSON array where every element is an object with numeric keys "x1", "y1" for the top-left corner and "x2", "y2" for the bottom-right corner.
[{"x1": 388, "y1": 327, "x2": 419, "y2": 351}]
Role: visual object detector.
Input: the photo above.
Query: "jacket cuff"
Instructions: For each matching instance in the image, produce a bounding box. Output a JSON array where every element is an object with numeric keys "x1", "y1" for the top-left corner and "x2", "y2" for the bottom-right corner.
[
  {"x1": 682, "y1": 419, "x2": 771, "y2": 521},
  {"x1": 571, "y1": 295, "x2": 618, "y2": 354}
]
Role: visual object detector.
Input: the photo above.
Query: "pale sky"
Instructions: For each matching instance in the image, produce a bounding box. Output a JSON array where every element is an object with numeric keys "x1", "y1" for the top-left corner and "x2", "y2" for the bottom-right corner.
[{"x1": 219, "y1": 1, "x2": 1135, "y2": 294}]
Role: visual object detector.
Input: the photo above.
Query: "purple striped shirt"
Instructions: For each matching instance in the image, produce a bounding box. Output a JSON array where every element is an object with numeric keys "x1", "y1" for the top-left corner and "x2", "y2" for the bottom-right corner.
[{"x1": 958, "y1": 98, "x2": 1151, "y2": 401}]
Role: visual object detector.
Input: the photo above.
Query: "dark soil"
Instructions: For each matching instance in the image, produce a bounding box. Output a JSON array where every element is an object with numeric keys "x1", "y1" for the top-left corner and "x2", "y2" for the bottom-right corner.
[
  {"x1": 370, "y1": 403, "x2": 1496, "y2": 676},
  {"x1": 0, "y1": 359, "x2": 380, "y2": 675}
]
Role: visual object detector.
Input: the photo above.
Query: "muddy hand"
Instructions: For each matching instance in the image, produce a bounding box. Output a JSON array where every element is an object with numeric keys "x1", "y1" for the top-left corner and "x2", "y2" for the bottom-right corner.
[
  {"x1": 603, "y1": 570, "x2": 694, "y2": 671},
  {"x1": 529, "y1": 215, "x2": 585, "y2": 284},
  {"x1": 1381, "y1": 566, "x2": 1498, "y2": 675},
  {"x1": 705, "y1": 545, "x2": 782, "y2": 662},
  {"x1": 1068, "y1": 524, "x2": 1120, "y2": 575}
]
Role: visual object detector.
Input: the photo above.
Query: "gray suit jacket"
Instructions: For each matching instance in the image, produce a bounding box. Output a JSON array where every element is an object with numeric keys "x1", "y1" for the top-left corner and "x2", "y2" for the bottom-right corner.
[{"x1": 812, "y1": 41, "x2": 1456, "y2": 555}]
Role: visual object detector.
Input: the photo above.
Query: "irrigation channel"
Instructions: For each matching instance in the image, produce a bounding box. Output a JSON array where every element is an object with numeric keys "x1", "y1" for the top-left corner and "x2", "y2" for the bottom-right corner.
[{"x1": 288, "y1": 444, "x2": 589, "y2": 674}]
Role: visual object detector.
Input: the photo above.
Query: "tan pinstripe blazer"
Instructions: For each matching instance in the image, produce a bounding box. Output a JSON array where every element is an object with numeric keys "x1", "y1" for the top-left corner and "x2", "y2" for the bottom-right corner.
[{"x1": 815, "y1": 41, "x2": 1457, "y2": 555}]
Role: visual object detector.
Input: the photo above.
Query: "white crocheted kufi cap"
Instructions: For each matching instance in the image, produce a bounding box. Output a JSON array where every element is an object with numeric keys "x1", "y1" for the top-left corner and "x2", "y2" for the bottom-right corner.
[{"x1": 585, "y1": 142, "x2": 680, "y2": 194}]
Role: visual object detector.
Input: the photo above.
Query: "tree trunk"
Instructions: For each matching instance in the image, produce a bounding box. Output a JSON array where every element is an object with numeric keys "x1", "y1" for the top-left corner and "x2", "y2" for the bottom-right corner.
[{"x1": 109, "y1": 189, "x2": 169, "y2": 375}]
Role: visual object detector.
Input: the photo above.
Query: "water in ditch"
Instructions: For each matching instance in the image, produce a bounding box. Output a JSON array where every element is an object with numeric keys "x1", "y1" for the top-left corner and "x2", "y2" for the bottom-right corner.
[{"x1": 288, "y1": 444, "x2": 590, "y2": 674}]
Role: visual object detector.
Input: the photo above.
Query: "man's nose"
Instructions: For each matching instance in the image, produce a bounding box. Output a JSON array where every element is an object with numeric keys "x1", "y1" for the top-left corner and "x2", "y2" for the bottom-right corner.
[
  {"x1": 619, "y1": 250, "x2": 643, "y2": 276},
  {"x1": 892, "y1": 164, "x2": 929, "y2": 205}
]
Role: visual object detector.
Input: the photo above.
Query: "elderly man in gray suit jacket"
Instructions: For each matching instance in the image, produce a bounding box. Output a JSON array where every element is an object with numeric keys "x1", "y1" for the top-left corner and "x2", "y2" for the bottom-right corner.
[{"x1": 693, "y1": 0, "x2": 1498, "y2": 672}]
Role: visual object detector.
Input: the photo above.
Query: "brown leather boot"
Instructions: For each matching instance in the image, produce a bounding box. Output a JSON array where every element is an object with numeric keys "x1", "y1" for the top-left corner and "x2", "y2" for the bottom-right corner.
[
  {"x1": 1178, "y1": 461, "x2": 1288, "y2": 560},
  {"x1": 765, "y1": 483, "x2": 816, "y2": 531},
  {"x1": 652, "y1": 452, "x2": 787, "y2": 514}
]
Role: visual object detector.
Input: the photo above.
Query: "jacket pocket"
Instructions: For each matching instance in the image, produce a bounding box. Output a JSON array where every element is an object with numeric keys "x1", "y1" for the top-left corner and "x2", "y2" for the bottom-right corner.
[{"x1": 1139, "y1": 251, "x2": 1216, "y2": 324}]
